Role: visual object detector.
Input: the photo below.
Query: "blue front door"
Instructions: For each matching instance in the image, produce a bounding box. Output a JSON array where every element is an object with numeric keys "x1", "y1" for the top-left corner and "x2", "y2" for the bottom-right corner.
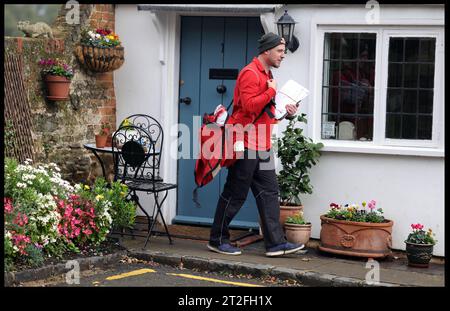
[{"x1": 175, "y1": 16, "x2": 264, "y2": 229}]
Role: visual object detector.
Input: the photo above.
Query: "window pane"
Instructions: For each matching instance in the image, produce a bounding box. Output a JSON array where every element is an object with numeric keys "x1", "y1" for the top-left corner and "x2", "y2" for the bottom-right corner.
[
  {"x1": 402, "y1": 115, "x2": 417, "y2": 139},
  {"x1": 419, "y1": 39, "x2": 436, "y2": 62},
  {"x1": 418, "y1": 116, "x2": 432, "y2": 139},
  {"x1": 386, "y1": 114, "x2": 401, "y2": 138},
  {"x1": 322, "y1": 32, "x2": 375, "y2": 141},
  {"x1": 389, "y1": 38, "x2": 404, "y2": 62},
  {"x1": 403, "y1": 90, "x2": 417, "y2": 113},
  {"x1": 419, "y1": 64, "x2": 435, "y2": 88},
  {"x1": 340, "y1": 87, "x2": 358, "y2": 114},
  {"x1": 322, "y1": 87, "x2": 339, "y2": 114},
  {"x1": 323, "y1": 61, "x2": 340, "y2": 86},
  {"x1": 418, "y1": 90, "x2": 433, "y2": 114},
  {"x1": 386, "y1": 37, "x2": 435, "y2": 141},
  {"x1": 355, "y1": 117, "x2": 373, "y2": 141},
  {"x1": 358, "y1": 89, "x2": 374, "y2": 114},
  {"x1": 341, "y1": 33, "x2": 359, "y2": 60},
  {"x1": 388, "y1": 63, "x2": 403, "y2": 87},
  {"x1": 387, "y1": 89, "x2": 402, "y2": 113},
  {"x1": 324, "y1": 33, "x2": 341, "y2": 59},
  {"x1": 358, "y1": 61, "x2": 375, "y2": 86},
  {"x1": 403, "y1": 64, "x2": 419, "y2": 88},
  {"x1": 339, "y1": 61, "x2": 357, "y2": 86},
  {"x1": 405, "y1": 38, "x2": 420, "y2": 62},
  {"x1": 359, "y1": 33, "x2": 376, "y2": 60}
]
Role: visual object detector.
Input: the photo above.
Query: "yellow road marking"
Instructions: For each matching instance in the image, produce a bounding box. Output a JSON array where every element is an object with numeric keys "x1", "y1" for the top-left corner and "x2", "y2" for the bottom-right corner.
[
  {"x1": 167, "y1": 273, "x2": 263, "y2": 287},
  {"x1": 105, "y1": 268, "x2": 156, "y2": 281}
]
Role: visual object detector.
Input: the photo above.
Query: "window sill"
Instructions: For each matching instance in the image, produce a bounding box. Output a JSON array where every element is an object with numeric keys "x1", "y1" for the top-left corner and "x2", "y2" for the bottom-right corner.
[{"x1": 319, "y1": 141, "x2": 444, "y2": 157}]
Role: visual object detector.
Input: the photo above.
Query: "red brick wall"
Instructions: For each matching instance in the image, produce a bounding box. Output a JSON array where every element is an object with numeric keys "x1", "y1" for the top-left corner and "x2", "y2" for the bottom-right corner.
[{"x1": 90, "y1": 4, "x2": 117, "y2": 134}]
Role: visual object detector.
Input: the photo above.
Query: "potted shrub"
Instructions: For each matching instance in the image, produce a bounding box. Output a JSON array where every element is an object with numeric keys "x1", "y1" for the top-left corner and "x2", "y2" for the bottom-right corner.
[
  {"x1": 276, "y1": 113, "x2": 324, "y2": 227},
  {"x1": 74, "y1": 28, "x2": 124, "y2": 72},
  {"x1": 319, "y1": 200, "x2": 394, "y2": 258},
  {"x1": 284, "y1": 211, "x2": 312, "y2": 245},
  {"x1": 38, "y1": 58, "x2": 74, "y2": 100},
  {"x1": 405, "y1": 223, "x2": 437, "y2": 268},
  {"x1": 95, "y1": 122, "x2": 112, "y2": 148}
]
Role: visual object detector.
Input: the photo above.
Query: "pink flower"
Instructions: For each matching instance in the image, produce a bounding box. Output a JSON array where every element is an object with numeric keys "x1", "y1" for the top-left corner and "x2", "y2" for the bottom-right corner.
[
  {"x1": 4, "y1": 197, "x2": 14, "y2": 214},
  {"x1": 329, "y1": 203, "x2": 340, "y2": 209},
  {"x1": 83, "y1": 229, "x2": 92, "y2": 235},
  {"x1": 368, "y1": 200, "x2": 376, "y2": 210},
  {"x1": 411, "y1": 223, "x2": 424, "y2": 230}
]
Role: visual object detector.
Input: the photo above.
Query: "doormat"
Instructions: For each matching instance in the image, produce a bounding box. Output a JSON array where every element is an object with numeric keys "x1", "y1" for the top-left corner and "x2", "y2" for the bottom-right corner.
[{"x1": 133, "y1": 216, "x2": 258, "y2": 243}]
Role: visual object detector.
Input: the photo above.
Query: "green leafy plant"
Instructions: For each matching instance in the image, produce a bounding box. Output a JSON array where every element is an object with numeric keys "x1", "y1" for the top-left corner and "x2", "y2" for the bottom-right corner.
[
  {"x1": 77, "y1": 178, "x2": 136, "y2": 231},
  {"x1": 406, "y1": 224, "x2": 437, "y2": 245},
  {"x1": 285, "y1": 211, "x2": 308, "y2": 225},
  {"x1": 97, "y1": 122, "x2": 112, "y2": 136},
  {"x1": 325, "y1": 200, "x2": 386, "y2": 223},
  {"x1": 276, "y1": 114, "x2": 324, "y2": 206}
]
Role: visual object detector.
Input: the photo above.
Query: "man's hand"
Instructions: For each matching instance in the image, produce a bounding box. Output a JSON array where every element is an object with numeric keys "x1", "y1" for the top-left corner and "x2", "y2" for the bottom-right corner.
[
  {"x1": 267, "y1": 79, "x2": 277, "y2": 91},
  {"x1": 285, "y1": 103, "x2": 298, "y2": 116}
]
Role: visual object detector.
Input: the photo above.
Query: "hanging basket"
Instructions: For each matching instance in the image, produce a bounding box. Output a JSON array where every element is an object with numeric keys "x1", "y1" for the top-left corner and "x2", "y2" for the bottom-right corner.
[{"x1": 74, "y1": 44, "x2": 124, "y2": 72}]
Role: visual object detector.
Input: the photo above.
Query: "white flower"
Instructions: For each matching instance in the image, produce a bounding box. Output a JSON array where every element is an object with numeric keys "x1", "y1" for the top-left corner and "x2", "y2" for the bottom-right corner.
[
  {"x1": 17, "y1": 182, "x2": 27, "y2": 188},
  {"x1": 95, "y1": 33, "x2": 101, "y2": 38}
]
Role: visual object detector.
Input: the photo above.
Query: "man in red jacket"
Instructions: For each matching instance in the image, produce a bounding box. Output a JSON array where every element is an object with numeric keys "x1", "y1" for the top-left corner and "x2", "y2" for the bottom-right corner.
[{"x1": 208, "y1": 33, "x2": 304, "y2": 257}]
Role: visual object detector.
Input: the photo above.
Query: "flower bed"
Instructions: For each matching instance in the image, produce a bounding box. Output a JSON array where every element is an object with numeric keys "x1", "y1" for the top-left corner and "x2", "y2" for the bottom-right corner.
[{"x1": 4, "y1": 158, "x2": 136, "y2": 272}]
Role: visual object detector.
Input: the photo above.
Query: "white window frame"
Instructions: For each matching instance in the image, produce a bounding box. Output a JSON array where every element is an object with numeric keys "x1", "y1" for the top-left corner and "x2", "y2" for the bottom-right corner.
[{"x1": 311, "y1": 25, "x2": 444, "y2": 157}]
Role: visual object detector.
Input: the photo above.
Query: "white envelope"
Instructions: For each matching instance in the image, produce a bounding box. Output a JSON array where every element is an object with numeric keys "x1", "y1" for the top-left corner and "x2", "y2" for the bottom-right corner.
[{"x1": 274, "y1": 80, "x2": 310, "y2": 120}]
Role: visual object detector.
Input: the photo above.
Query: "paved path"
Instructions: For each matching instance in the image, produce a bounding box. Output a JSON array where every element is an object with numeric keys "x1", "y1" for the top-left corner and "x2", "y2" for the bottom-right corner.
[{"x1": 122, "y1": 235, "x2": 445, "y2": 287}]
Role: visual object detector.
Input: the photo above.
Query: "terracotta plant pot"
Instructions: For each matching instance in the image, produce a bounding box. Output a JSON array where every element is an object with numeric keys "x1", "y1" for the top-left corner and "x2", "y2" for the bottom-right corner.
[
  {"x1": 74, "y1": 44, "x2": 125, "y2": 72},
  {"x1": 95, "y1": 134, "x2": 108, "y2": 148},
  {"x1": 44, "y1": 75, "x2": 71, "y2": 100},
  {"x1": 279, "y1": 205, "x2": 303, "y2": 228},
  {"x1": 318, "y1": 215, "x2": 394, "y2": 258},
  {"x1": 284, "y1": 223, "x2": 311, "y2": 245},
  {"x1": 105, "y1": 133, "x2": 113, "y2": 147},
  {"x1": 405, "y1": 241, "x2": 434, "y2": 268}
]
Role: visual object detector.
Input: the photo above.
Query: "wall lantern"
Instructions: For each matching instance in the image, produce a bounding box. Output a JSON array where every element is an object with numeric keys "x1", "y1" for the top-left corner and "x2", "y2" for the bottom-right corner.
[{"x1": 276, "y1": 9, "x2": 299, "y2": 53}]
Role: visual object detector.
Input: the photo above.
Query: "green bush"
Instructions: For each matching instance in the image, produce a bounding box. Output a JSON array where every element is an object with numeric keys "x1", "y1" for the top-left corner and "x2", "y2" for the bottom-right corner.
[{"x1": 276, "y1": 114, "x2": 324, "y2": 206}]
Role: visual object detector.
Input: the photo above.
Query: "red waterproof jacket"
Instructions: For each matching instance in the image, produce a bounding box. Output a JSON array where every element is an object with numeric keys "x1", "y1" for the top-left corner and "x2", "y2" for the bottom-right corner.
[{"x1": 226, "y1": 57, "x2": 278, "y2": 151}]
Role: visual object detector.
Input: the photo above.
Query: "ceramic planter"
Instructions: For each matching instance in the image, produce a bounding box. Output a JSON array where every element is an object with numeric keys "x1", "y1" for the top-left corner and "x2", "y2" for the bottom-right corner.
[
  {"x1": 405, "y1": 241, "x2": 434, "y2": 268},
  {"x1": 284, "y1": 223, "x2": 311, "y2": 245},
  {"x1": 318, "y1": 215, "x2": 394, "y2": 258},
  {"x1": 44, "y1": 75, "x2": 71, "y2": 100},
  {"x1": 74, "y1": 45, "x2": 124, "y2": 72},
  {"x1": 279, "y1": 205, "x2": 303, "y2": 228}
]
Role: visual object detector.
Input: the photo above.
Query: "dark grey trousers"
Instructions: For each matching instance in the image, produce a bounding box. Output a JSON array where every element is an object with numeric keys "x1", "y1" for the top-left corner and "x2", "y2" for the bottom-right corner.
[{"x1": 209, "y1": 149, "x2": 286, "y2": 250}]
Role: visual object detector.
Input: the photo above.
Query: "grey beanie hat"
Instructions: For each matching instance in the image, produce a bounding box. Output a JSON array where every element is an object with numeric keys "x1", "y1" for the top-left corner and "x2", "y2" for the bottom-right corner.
[{"x1": 258, "y1": 32, "x2": 285, "y2": 54}]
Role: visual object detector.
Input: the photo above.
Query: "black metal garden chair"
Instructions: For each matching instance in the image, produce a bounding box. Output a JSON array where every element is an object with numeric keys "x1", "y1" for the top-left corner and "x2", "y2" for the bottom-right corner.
[{"x1": 112, "y1": 122, "x2": 176, "y2": 248}]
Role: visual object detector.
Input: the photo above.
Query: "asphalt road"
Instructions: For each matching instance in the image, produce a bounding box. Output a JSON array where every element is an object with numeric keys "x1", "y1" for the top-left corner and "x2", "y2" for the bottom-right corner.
[{"x1": 21, "y1": 257, "x2": 302, "y2": 287}]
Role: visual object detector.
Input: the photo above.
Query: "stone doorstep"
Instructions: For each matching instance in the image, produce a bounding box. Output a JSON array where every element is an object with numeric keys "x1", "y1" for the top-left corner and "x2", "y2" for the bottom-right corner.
[
  {"x1": 127, "y1": 250, "x2": 402, "y2": 287},
  {"x1": 4, "y1": 250, "x2": 128, "y2": 286}
]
